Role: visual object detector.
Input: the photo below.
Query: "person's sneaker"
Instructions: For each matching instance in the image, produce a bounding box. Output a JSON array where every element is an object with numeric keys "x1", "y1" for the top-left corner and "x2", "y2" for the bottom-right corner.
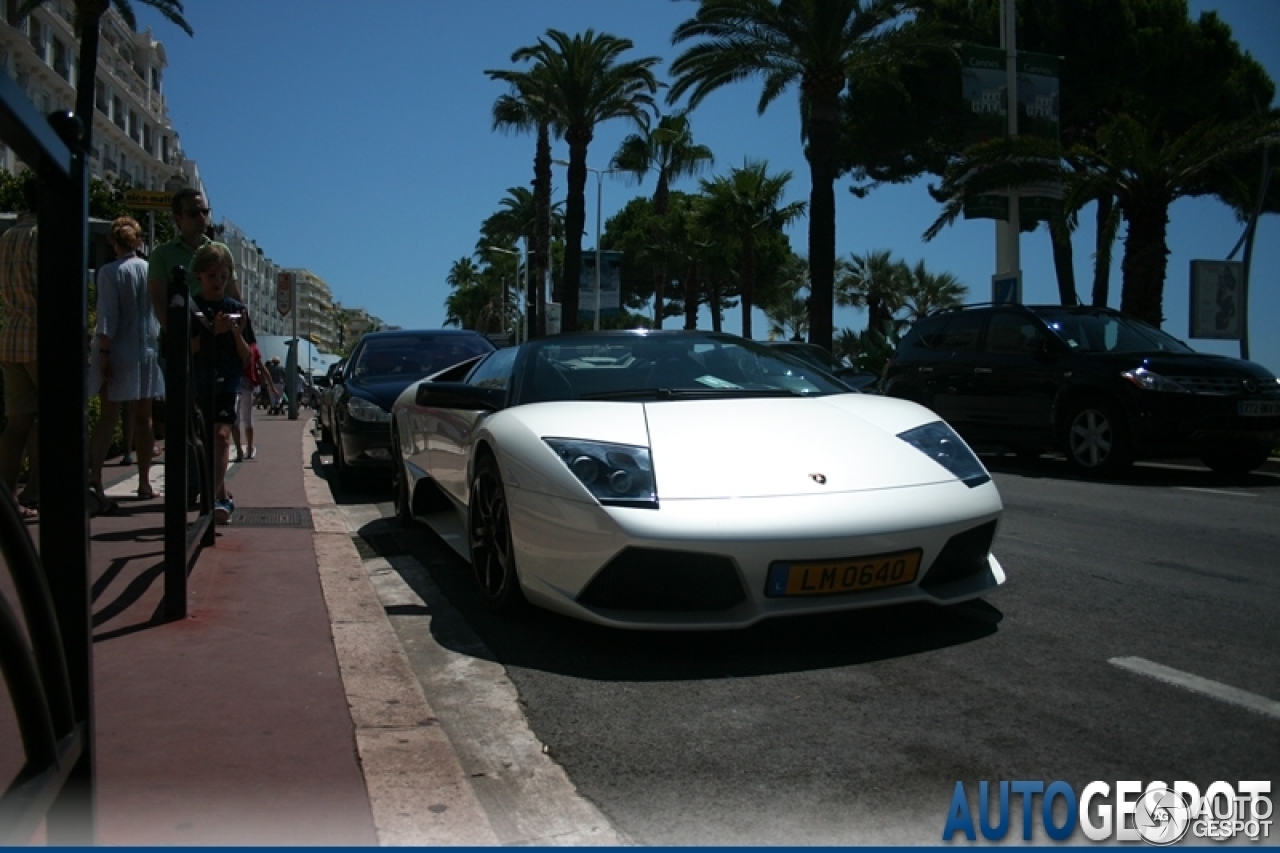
[
  {"x1": 247, "y1": 447, "x2": 257, "y2": 460},
  {"x1": 120, "y1": 453, "x2": 133, "y2": 465},
  {"x1": 214, "y1": 498, "x2": 234, "y2": 524}
]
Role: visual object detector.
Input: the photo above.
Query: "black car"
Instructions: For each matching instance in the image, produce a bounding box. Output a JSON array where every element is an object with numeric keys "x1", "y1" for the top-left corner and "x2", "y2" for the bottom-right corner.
[
  {"x1": 764, "y1": 340, "x2": 880, "y2": 391},
  {"x1": 316, "y1": 359, "x2": 346, "y2": 444},
  {"x1": 329, "y1": 329, "x2": 495, "y2": 488},
  {"x1": 881, "y1": 304, "x2": 1280, "y2": 476}
]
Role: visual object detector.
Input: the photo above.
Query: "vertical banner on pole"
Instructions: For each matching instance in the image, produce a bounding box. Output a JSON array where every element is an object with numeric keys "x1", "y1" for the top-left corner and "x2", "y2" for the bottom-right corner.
[{"x1": 276, "y1": 270, "x2": 294, "y2": 317}]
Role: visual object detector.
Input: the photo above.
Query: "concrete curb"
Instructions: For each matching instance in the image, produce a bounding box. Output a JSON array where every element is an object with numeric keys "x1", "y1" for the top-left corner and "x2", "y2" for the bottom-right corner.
[{"x1": 301, "y1": 425, "x2": 500, "y2": 846}]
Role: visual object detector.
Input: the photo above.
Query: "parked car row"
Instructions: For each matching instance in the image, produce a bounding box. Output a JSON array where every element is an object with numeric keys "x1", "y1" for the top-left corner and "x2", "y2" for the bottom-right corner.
[{"x1": 311, "y1": 304, "x2": 1276, "y2": 630}]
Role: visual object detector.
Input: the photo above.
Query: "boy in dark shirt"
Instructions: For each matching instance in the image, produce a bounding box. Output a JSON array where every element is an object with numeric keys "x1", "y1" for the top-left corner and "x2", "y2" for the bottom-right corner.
[{"x1": 190, "y1": 243, "x2": 255, "y2": 523}]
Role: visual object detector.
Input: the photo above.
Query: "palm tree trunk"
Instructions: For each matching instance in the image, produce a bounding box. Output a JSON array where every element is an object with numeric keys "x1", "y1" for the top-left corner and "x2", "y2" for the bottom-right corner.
[
  {"x1": 710, "y1": 279, "x2": 722, "y2": 333},
  {"x1": 684, "y1": 259, "x2": 699, "y2": 330},
  {"x1": 561, "y1": 133, "x2": 591, "y2": 333},
  {"x1": 1048, "y1": 217, "x2": 1078, "y2": 305},
  {"x1": 653, "y1": 173, "x2": 671, "y2": 329},
  {"x1": 1118, "y1": 196, "x2": 1172, "y2": 327},
  {"x1": 805, "y1": 81, "x2": 842, "y2": 352},
  {"x1": 1091, "y1": 194, "x2": 1116, "y2": 307},
  {"x1": 531, "y1": 122, "x2": 552, "y2": 338},
  {"x1": 740, "y1": 231, "x2": 756, "y2": 339}
]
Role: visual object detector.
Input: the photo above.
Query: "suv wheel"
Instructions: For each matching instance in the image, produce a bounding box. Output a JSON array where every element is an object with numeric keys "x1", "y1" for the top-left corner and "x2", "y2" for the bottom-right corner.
[
  {"x1": 1200, "y1": 441, "x2": 1271, "y2": 476},
  {"x1": 1061, "y1": 397, "x2": 1132, "y2": 477}
]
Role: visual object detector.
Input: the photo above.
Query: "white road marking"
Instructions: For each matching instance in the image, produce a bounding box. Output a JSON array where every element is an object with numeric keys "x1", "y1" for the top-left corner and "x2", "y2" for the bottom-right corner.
[
  {"x1": 1109, "y1": 657, "x2": 1280, "y2": 721},
  {"x1": 1175, "y1": 487, "x2": 1257, "y2": 498}
]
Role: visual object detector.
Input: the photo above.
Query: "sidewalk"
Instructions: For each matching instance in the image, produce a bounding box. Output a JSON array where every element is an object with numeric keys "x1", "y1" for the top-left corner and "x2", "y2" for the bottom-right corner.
[{"x1": 51, "y1": 411, "x2": 495, "y2": 845}]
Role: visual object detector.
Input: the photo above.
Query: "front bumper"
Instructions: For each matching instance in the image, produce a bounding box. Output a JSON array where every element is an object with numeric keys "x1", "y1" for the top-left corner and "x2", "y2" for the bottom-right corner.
[{"x1": 506, "y1": 479, "x2": 1005, "y2": 629}]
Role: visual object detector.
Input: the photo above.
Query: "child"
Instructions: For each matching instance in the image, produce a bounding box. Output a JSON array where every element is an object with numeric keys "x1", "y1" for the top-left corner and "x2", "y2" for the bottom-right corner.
[{"x1": 190, "y1": 243, "x2": 255, "y2": 524}]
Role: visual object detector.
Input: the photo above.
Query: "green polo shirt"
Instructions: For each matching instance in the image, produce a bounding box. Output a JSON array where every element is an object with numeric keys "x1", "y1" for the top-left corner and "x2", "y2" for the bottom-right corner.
[{"x1": 148, "y1": 235, "x2": 237, "y2": 296}]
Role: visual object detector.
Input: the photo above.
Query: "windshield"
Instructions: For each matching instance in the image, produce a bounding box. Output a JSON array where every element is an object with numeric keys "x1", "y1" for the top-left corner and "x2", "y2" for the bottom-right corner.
[
  {"x1": 354, "y1": 335, "x2": 493, "y2": 380},
  {"x1": 518, "y1": 333, "x2": 851, "y2": 404},
  {"x1": 1037, "y1": 310, "x2": 1195, "y2": 355}
]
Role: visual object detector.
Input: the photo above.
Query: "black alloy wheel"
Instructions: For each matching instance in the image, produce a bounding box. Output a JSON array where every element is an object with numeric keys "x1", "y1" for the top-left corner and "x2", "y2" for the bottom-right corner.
[
  {"x1": 335, "y1": 429, "x2": 360, "y2": 491},
  {"x1": 1062, "y1": 396, "x2": 1132, "y2": 477},
  {"x1": 468, "y1": 454, "x2": 527, "y2": 616}
]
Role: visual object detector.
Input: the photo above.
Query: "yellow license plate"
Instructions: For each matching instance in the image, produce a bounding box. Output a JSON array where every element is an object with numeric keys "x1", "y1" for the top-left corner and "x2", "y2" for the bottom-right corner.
[{"x1": 765, "y1": 549, "x2": 922, "y2": 597}]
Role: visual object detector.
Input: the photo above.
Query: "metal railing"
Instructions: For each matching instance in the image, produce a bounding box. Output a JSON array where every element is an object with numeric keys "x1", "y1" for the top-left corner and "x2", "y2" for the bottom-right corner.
[
  {"x1": 163, "y1": 265, "x2": 217, "y2": 619},
  {"x1": 0, "y1": 64, "x2": 92, "y2": 843}
]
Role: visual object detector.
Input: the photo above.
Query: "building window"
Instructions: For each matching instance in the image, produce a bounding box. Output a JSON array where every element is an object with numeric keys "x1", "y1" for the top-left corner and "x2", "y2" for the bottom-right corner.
[
  {"x1": 128, "y1": 110, "x2": 139, "y2": 142},
  {"x1": 112, "y1": 95, "x2": 124, "y2": 129},
  {"x1": 51, "y1": 37, "x2": 68, "y2": 79},
  {"x1": 95, "y1": 77, "x2": 107, "y2": 113},
  {"x1": 27, "y1": 17, "x2": 43, "y2": 58}
]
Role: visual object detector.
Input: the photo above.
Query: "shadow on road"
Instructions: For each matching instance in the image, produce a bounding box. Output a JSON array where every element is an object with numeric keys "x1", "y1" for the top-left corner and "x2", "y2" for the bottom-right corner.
[{"x1": 359, "y1": 518, "x2": 1003, "y2": 683}]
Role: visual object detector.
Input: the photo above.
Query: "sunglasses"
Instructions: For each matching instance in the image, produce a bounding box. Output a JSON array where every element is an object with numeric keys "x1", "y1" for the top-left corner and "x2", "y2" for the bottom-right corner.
[{"x1": 183, "y1": 207, "x2": 212, "y2": 217}]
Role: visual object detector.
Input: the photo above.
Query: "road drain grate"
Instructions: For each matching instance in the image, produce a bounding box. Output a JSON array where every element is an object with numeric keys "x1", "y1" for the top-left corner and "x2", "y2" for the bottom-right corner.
[{"x1": 230, "y1": 507, "x2": 313, "y2": 528}]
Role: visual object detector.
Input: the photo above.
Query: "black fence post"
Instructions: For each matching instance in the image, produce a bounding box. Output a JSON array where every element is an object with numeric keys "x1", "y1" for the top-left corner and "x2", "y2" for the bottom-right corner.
[
  {"x1": 163, "y1": 267, "x2": 191, "y2": 620},
  {"x1": 35, "y1": 112, "x2": 93, "y2": 844}
]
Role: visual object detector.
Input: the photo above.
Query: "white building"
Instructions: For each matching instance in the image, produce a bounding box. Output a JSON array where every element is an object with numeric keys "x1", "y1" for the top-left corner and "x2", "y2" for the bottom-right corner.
[{"x1": 0, "y1": 1, "x2": 198, "y2": 194}]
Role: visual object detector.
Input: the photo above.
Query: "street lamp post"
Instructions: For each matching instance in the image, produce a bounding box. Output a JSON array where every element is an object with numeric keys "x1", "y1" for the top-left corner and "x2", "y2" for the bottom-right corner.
[
  {"x1": 484, "y1": 244, "x2": 527, "y2": 343},
  {"x1": 554, "y1": 159, "x2": 617, "y2": 331}
]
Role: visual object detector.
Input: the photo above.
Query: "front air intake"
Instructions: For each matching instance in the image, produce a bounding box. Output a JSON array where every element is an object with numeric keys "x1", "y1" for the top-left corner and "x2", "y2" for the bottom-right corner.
[
  {"x1": 577, "y1": 548, "x2": 747, "y2": 612},
  {"x1": 919, "y1": 521, "x2": 998, "y2": 591}
]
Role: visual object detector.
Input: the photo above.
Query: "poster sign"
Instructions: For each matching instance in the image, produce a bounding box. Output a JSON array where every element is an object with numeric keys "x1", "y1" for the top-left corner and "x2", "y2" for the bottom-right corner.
[
  {"x1": 276, "y1": 271, "x2": 294, "y2": 317},
  {"x1": 961, "y1": 46, "x2": 1061, "y2": 225},
  {"x1": 1189, "y1": 260, "x2": 1244, "y2": 340},
  {"x1": 578, "y1": 251, "x2": 623, "y2": 319},
  {"x1": 992, "y1": 272, "x2": 1022, "y2": 305}
]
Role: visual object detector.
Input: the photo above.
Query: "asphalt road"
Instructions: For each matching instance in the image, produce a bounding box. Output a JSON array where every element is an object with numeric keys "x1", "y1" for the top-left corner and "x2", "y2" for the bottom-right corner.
[{"x1": 334, "y1": 451, "x2": 1280, "y2": 846}]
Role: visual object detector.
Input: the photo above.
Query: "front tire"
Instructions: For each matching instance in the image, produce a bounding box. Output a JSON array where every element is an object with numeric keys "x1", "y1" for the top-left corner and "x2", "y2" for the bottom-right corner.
[
  {"x1": 1061, "y1": 397, "x2": 1132, "y2": 477},
  {"x1": 1200, "y1": 441, "x2": 1271, "y2": 476},
  {"x1": 468, "y1": 454, "x2": 526, "y2": 616}
]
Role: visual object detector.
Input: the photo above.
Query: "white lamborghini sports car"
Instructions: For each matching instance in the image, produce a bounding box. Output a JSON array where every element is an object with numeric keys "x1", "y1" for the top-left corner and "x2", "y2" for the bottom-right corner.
[{"x1": 390, "y1": 330, "x2": 1005, "y2": 630}]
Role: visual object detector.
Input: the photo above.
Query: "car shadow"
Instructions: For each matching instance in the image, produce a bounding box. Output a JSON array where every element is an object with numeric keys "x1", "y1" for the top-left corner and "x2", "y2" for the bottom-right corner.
[
  {"x1": 980, "y1": 450, "x2": 1280, "y2": 490},
  {"x1": 359, "y1": 519, "x2": 1003, "y2": 682}
]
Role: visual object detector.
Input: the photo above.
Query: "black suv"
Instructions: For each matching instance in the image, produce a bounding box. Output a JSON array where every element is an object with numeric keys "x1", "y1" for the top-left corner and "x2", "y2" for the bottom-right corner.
[{"x1": 882, "y1": 304, "x2": 1280, "y2": 476}]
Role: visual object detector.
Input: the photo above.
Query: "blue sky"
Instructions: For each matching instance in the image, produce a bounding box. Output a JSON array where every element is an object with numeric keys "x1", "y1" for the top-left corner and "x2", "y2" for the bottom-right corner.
[{"x1": 137, "y1": 1, "x2": 1280, "y2": 373}]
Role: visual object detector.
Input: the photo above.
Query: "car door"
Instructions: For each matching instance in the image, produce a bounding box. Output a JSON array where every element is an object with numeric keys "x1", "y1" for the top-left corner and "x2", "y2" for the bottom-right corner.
[
  {"x1": 963, "y1": 309, "x2": 1065, "y2": 442},
  {"x1": 923, "y1": 311, "x2": 988, "y2": 429},
  {"x1": 429, "y1": 347, "x2": 517, "y2": 504}
]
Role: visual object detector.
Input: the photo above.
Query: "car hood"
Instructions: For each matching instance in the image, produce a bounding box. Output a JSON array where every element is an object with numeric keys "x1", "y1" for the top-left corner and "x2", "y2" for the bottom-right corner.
[
  {"x1": 506, "y1": 391, "x2": 967, "y2": 499},
  {"x1": 1083, "y1": 350, "x2": 1276, "y2": 381}
]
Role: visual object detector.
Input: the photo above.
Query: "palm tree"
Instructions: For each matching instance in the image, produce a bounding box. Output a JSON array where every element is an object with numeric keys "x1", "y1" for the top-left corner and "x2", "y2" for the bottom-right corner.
[
  {"x1": 925, "y1": 112, "x2": 1280, "y2": 327},
  {"x1": 486, "y1": 63, "x2": 561, "y2": 337},
  {"x1": 899, "y1": 259, "x2": 966, "y2": 320},
  {"x1": 502, "y1": 29, "x2": 660, "y2": 332},
  {"x1": 670, "y1": 0, "x2": 926, "y2": 351},
  {"x1": 610, "y1": 110, "x2": 715, "y2": 327},
  {"x1": 836, "y1": 249, "x2": 906, "y2": 338},
  {"x1": 444, "y1": 257, "x2": 500, "y2": 331},
  {"x1": 763, "y1": 254, "x2": 811, "y2": 340},
  {"x1": 697, "y1": 160, "x2": 806, "y2": 338},
  {"x1": 19, "y1": 0, "x2": 192, "y2": 153}
]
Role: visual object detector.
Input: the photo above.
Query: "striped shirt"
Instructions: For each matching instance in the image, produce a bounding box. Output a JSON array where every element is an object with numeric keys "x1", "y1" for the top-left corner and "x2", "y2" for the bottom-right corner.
[{"x1": 0, "y1": 215, "x2": 38, "y2": 363}]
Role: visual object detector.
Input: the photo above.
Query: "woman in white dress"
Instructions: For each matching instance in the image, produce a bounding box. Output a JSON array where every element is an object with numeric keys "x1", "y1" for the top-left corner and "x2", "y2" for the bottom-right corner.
[{"x1": 89, "y1": 217, "x2": 165, "y2": 505}]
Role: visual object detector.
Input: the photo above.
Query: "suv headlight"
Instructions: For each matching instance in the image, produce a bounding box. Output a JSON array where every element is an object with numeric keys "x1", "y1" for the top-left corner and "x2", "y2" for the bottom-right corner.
[
  {"x1": 1122, "y1": 368, "x2": 1190, "y2": 393},
  {"x1": 544, "y1": 438, "x2": 657, "y2": 508},
  {"x1": 347, "y1": 396, "x2": 391, "y2": 423},
  {"x1": 897, "y1": 421, "x2": 990, "y2": 488}
]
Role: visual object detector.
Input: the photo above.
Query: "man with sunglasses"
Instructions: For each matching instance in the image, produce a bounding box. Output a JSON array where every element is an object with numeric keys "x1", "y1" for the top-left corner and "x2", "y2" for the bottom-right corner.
[{"x1": 148, "y1": 187, "x2": 241, "y2": 328}]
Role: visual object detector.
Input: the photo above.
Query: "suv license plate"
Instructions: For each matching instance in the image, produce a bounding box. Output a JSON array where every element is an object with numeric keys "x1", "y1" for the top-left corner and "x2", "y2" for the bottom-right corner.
[
  {"x1": 766, "y1": 550, "x2": 921, "y2": 597},
  {"x1": 1239, "y1": 401, "x2": 1280, "y2": 416}
]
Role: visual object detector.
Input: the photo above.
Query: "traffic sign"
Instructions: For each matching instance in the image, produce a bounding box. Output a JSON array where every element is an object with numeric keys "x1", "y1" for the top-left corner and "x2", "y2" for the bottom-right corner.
[
  {"x1": 992, "y1": 272, "x2": 1022, "y2": 305},
  {"x1": 276, "y1": 271, "x2": 294, "y2": 317},
  {"x1": 124, "y1": 189, "x2": 173, "y2": 210}
]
